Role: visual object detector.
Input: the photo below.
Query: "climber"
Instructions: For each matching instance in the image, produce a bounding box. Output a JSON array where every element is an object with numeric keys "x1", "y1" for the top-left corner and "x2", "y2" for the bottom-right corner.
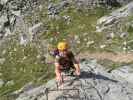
[{"x1": 53, "y1": 41, "x2": 80, "y2": 83}]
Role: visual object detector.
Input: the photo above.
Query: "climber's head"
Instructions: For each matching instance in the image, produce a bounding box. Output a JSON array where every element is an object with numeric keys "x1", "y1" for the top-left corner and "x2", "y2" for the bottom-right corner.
[
  {"x1": 57, "y1": 41, "x2": 68, "y2": 51},
  {"x1": 57, "y1": 41, "x2": 68, "y2": 52}
]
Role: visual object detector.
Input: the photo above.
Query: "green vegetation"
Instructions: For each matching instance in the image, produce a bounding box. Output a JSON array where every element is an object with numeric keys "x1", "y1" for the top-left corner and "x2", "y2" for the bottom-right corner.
[
  {"x1": 39, "y1": 7, "x2": 110, "y2": 53},
  {"x1": 0, "y1": 37, "x2": 54, "y2": 99}
]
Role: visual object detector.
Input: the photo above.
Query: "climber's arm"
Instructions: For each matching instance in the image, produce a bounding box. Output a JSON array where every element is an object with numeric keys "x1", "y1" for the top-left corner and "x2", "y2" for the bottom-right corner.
[
  {"x1": 54, "y1": 56, "x2": 62, "y2": 82},
  {"x1": 70, "y1": 52, "x2": 80, "y2": 76}
]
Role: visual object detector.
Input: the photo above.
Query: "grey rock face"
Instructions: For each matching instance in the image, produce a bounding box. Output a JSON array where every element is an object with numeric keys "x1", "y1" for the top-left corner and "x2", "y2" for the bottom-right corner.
[
  {"x1": 0, "y1": 15, "x2": 8, "y2": 38},
  {"x1": 0, "y1": 0, "x2": 40, "y2": 40},
  {"x1": 48, "y1": 3, "x2": 59, "y2": 16},
  {"x1": 117, "y1": 0, "x2": 131, "y2": 5},
  {"x1": 111, "y1": 65, "x2": 133, "y2": 84},
  {"x1": 47, "y1": 0, "x2": 131, "y2": 19},
  {"x1": 28, "y1": 22, "x2": 43, "y2": 40},
  {"x1": 120, "y1": 32, "x2": 128, "y2": 38},
  {"x1": 16, "y1": 85, "x2": 46, "y2": 100},
  {"x1": 12, "y1": 82, "x2": 36, "y2": 96},
  {"x1": 74, "y1": 0, "x2": 131, "y2": 9},
  {"x1": 0, "y1": 0, "x2": 131, "y2": 41},
  {"x1": 15, "y1": 59, "x2": 133, "y2": 100},
  {"x1": 96, "y1": 2, "x2": 133, "y2": 36}
]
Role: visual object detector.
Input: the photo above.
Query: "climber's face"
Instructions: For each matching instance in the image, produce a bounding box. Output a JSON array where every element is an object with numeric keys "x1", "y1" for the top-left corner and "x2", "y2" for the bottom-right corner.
[{"x1": 59, "y1": 49, "x2": 68, "y2": 57}]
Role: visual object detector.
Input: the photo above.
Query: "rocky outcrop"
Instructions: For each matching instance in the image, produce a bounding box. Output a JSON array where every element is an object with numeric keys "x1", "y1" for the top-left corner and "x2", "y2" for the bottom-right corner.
[
  {"x1": 47, "y1": 0, "x2": 132, "y2": 18},
  {"x1": 15, "y1": 59, "x2": 133, "y2": 100},
  {"x1": 0, "y1": 0, "x2": 40, "y2": 40},
  {"x1": 72, "y1": 0, "x2": 130, "y2": 8},
  {"x1": 96, "y1": 1, "x2": 133, "y2": 37},
  {"x1": 117, "y1": 0, "x2": 132, "y2": 5},
  {"x1": 0, "y1": 0, "x2": 131, "y2": 41}
]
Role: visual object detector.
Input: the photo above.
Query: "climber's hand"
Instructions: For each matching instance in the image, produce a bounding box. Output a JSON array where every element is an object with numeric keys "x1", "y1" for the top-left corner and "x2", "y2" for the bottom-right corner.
[
  {"x1": 75, "y1": 69, "x2": 80, "y2": 76},
  {"x1": 56, "y1": 74, "x2": 62, "y2": 84}
]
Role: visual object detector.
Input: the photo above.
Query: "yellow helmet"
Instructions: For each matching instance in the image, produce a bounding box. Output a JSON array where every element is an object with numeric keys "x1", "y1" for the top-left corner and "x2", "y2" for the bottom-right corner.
[{"x1": 57, "y1": 42, "x2": 68, "y2": 51}]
